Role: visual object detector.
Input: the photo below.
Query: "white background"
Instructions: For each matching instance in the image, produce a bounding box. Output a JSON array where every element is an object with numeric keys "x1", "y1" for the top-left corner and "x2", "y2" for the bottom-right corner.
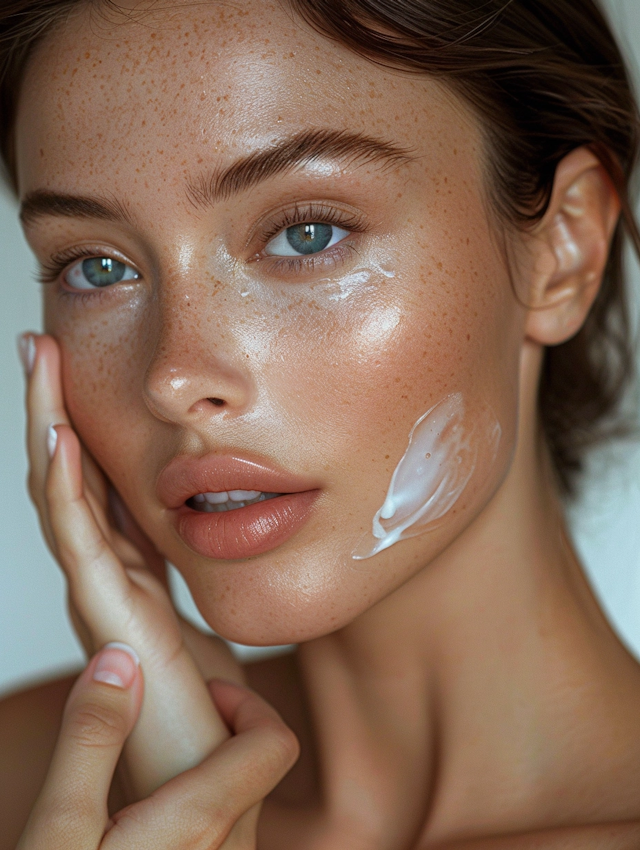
[{"x1": 2, "y1": 0, "x2": 640, "y2": 696}]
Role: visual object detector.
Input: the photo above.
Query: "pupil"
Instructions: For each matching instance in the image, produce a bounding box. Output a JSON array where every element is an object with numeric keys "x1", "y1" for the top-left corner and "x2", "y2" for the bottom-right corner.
[
  {"x1": 82, "y1": 257, "x2": 126, "y2": 287},
  {"x1": 286, "y1": 222, "x2": 333, "y2": 255}
]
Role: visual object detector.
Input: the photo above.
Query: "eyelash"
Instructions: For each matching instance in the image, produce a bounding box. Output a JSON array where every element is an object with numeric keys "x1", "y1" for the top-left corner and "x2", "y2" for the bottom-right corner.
[
  {"x1": 37, "y1": 246, "x2": 122, "y2": 288},
  {"x1": 256, "y1": 202, "x2": 367, "y2": 273},
  {"x1": 36, "y1": 203, "x2": 369, "y2": 291}
]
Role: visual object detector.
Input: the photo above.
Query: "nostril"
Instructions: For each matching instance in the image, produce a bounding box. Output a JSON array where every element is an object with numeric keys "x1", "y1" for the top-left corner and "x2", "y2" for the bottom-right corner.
[{"x1": 209, "y1": 397, "x2": 225, "y2": 407}]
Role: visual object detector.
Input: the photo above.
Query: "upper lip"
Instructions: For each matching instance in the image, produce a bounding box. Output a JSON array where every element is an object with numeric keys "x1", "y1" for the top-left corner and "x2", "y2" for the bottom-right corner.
[{"x1": 157, "y1": 452, "x2": 320, "y2": 509}]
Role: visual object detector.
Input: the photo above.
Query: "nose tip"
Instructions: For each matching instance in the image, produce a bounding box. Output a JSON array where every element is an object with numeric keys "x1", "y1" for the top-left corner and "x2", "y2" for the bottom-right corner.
[{"x1": 142, "y1": 348, "x2": 253, "y2": 425}]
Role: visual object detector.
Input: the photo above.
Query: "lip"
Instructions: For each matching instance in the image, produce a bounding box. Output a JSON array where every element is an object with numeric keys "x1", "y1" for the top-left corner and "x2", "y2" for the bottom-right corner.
[{"x1": 157, "y1": 453, "x2": 321, "y2": 560}]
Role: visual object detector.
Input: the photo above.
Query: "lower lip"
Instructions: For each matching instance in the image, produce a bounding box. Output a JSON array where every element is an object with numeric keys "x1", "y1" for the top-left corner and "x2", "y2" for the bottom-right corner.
[{"x1": 175, "y1": 491, "x2": 320, "y2": 559}]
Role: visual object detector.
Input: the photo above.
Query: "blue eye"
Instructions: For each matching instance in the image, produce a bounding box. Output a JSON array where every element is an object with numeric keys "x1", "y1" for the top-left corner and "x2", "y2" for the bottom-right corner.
[
  {"x1": 65, "y1": 256, "x2": 139, "y2": 290},
  {"x1": 265, "y1": 223, "x2": 350, "y2": 257}
]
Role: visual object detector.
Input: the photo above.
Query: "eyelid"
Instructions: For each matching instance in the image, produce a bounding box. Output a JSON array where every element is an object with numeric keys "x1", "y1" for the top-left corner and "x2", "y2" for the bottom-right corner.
[
  {"x1": 246, "y1": 201, "x2": 369, "y2": 274},
  {"x1": 249, "y1": 201, "x2": 369, "y2": 250},
  {"x1": 38, "y1": 245, "x2": 142, "y2": 287}
]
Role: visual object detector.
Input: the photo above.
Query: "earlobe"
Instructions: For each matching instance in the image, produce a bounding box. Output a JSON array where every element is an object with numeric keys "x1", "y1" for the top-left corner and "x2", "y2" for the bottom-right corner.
[{"x1": 523, "y1": 146, "x2": 621, "y2": 346}]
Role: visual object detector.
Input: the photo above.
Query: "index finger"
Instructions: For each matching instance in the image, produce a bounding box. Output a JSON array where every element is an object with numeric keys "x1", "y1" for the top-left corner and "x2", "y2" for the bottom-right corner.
[{"x1": 24, "y1": 334, "x2": 70, "y2": 531}]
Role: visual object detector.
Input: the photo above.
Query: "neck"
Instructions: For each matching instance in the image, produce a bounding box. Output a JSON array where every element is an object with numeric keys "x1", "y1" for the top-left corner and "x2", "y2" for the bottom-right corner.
[{"x1": 297, "y1": 343, "x2": 640, "y2": 845}]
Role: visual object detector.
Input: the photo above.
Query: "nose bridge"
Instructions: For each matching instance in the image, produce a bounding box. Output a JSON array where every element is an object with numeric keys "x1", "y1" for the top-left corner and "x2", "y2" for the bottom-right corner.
[{"x1": 143, "y1": 277, "x2": 253, "y2": 422}]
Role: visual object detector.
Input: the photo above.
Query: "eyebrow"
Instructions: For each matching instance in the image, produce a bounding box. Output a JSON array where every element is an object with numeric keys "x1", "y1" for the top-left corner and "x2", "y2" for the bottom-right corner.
[
  {"x1": 20, "y1": 192, "x2": 135, "y2": 227},
  {"x1": 19, "y1": 128, "x2": 414, "y2": 226},
  {"x1": 187, "y1": 128, "x2": 415, "y2": 207}
]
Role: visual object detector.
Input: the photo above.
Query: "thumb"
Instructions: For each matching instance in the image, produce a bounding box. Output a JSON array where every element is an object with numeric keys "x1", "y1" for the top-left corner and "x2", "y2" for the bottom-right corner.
[{"x1": 18, "y1": 644, "x2": 143, "y2": 850}]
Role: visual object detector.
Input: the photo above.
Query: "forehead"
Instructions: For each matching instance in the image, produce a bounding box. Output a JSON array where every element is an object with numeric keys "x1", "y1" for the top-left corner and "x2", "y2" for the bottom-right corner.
[{"x1": 15, "y1": 0, "x2": 480, "y2": 196}]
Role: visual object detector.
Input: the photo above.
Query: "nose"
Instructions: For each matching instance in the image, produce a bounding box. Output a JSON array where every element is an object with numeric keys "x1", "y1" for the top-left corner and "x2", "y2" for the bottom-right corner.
[{"x1": 142, "y1": 290, "x2": 254, "y2": 425}]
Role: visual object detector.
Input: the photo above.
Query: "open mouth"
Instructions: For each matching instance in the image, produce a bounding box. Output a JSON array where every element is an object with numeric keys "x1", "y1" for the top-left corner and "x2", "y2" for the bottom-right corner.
[
  {"x1": 178, "y1": 489, "x2": 319, "y2": 559},
  {"x1": 158, "y1": 453, "x2": 321, "y2": 559},
  {"x1": 187, "y1": 490, "x2": 282, "y2": 512}
]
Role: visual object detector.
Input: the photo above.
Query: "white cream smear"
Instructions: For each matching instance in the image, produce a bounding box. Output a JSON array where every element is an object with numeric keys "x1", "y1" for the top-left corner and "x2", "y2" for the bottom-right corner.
[
  {"x1": 353, "y1": 392, "x2": 501, "y2": 560},
  {"x1": 327, "y1": 264, "x2": 396, "y2": 302}
]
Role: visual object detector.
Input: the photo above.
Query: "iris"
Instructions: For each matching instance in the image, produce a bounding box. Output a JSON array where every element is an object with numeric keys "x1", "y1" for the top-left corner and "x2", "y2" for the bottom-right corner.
[
  {"x1": 285, "y1": 223, "x2": 333, "y2": 255},
  {"x1": 81, "y1": 257, "x2": 128, "y2": 287}
]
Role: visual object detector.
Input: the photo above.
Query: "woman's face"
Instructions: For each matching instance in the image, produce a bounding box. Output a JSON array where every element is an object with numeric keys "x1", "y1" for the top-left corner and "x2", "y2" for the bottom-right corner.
[{"x1": 16, "y1": 0, "x2": 524, "y2": 644}]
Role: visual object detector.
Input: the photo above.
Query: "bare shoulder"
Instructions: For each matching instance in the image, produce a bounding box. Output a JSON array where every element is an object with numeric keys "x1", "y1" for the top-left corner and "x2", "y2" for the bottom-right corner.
[
  {"x1": 0, "y1": 671, "x2": 78, "y2": 850},
  {"x1": 433, "y1": 821, "x2": 640, "y2": 850}
]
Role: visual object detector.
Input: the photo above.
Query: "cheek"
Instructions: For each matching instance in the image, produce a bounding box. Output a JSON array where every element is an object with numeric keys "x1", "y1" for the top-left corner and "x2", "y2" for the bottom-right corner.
[
  {"x1": 244, "y1": 233, "x2": 522, "y2": 585},
  {"x1": 353, "y1": 392, "x2": 503, "y2": 560},
  {"x1": 44, "y1": 292, "x2": 149, "y2": 480},
  {"x1": 262, "y1": 242, "x2": 518, "y2": 474}
]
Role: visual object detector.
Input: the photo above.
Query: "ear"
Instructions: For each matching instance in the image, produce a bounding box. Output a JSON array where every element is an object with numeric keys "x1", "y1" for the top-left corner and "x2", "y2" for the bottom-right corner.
[{"x1": 522, "y1": 146, "x2": 621, "y2": 346}]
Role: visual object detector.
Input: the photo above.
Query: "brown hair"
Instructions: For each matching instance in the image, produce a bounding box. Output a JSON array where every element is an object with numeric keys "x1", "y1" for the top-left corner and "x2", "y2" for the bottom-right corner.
[{"x1": 1, "y1": 0, "x2": 639, "y2": 493}]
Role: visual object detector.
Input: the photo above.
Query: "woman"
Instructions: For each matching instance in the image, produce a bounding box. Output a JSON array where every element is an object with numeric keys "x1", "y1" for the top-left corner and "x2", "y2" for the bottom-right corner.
[{"x1": 2, "y1": 0, "x2": 640, "y2": 846}]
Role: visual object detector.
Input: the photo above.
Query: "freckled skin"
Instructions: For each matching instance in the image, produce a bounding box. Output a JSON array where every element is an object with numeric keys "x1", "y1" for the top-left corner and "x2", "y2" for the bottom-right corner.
[
  {"x1": 16, "y1": 0, "x2": 520, "y2": 644},
  {"x1": 14, "y1": 1, "x2": 640, "y2": 845}
]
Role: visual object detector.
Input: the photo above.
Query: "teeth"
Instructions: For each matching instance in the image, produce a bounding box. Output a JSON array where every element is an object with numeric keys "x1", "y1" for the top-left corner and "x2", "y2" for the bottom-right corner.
[
  {"x1": 188, "y1": 491, "x2": 280, "y2": 513},
  {"x1": 228, "y1": 489, "x2": 261, "y2": 501},
  {"x1": 204, "y1": 491, "x2": 229, "y2": 504}
]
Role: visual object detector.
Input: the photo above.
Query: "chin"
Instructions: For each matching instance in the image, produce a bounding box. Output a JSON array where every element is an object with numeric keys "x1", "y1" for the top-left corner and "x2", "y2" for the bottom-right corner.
[
  {"x1": 166, "y1": 534, "x2": 389, "y2": 646},
  {"x1": 164, "y1": 521, "x2": 435, "y2": 646}
]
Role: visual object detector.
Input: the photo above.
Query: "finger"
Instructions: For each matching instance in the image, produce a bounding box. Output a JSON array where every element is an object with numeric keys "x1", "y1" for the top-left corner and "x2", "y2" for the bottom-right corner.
[
  {"x1": 25, "y1": 335, "x2": 68, "y2": 487},
  {"x1": 45, "y1": 423, "x2": 133, "y2": 638},
  {"x1": 17, "y1": 644, "x2": 143, "y2": 850},
  {"x1": 23, "y1": 334, "x2": 69, "y2": 552},
  {"x1": 23, "y1": 334, "x2": 113, "y2": 552},
  {"x1": 22, "y1": 334, "x2": 161, "y2": 590},
  {"x1": 106, "y1": 682, "x2": 299, "y2": 849},
  {"x1": 47, "y1": 424, "x2": 231, "y2": 799}
]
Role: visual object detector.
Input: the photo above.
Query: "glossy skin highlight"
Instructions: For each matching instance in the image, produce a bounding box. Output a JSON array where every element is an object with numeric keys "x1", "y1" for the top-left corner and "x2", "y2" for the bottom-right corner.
[{"x1": 16, "y1": 1, "x2": 519, "y2": 645}]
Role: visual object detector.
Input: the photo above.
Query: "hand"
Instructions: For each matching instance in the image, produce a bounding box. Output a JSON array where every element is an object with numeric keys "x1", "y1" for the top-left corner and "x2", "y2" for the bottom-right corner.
[
  {"x1": 18, "y1": 645, "x2": 298, "y2": 850},
  {"x1": 21, "y1": 333, "x2": 232, "y2": 798}
]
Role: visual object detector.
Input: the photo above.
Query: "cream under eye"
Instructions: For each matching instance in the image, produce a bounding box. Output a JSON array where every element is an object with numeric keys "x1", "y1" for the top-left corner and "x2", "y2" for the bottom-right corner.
[
  {"x1": 265, "y1": 222, "x2": 350, "y2": 257},
  {"x1": 65, "y1": 256, "x2": 140, "y2": 290}
]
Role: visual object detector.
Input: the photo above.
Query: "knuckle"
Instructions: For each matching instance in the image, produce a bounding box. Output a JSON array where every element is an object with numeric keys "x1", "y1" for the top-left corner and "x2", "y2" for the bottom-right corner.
[
  {"x1": 66, "y1": 699, "x2": 128, "y2": 749},
  {"x1": 56, "y1": 538, "x2": 83, "y2": 572},
  {"x1": 185, "y1": 802, "x2": 232, "y2": 849},
  {"x1": 264, "y1": 720, "x2": 300, "y2": 771}
]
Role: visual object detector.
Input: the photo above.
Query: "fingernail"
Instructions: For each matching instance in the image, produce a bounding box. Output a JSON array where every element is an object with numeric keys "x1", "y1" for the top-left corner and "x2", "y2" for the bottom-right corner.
[
  {"x1": 93, "y1": 643, "x2": 140, "y2": 690},
  {"x1": 17, "y1": 333, "x2": 36, "y2": 376},
  {"x1": 47, "y1": 424, "x2": 58, "y2": 459}
]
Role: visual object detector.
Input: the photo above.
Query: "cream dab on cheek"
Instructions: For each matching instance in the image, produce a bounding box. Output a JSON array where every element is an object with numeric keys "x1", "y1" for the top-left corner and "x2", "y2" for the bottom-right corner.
[
  {"x1": 326, "y1": 263, "x2": 396, "y2": 302},
  {"x1": 352, "y1": 392, "x2": 501, "y2": 560}
]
